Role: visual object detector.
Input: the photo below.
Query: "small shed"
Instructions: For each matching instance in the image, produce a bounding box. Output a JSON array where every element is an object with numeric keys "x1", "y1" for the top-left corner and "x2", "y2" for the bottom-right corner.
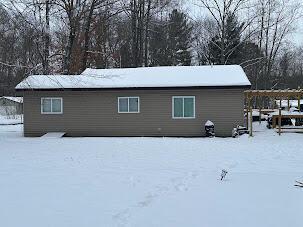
[{"x1": 0, "y1": 96, "x2": 23, "y2": 116}]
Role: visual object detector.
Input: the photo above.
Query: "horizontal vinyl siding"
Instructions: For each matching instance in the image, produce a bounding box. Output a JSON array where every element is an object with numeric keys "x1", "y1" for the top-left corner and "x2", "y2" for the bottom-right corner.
[{"x1": 23, "y1": 88, "x2": 244, "y2": 137}]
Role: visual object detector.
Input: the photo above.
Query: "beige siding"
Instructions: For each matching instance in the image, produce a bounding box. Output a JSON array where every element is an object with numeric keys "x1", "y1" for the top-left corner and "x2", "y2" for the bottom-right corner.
[{"x1": 22, "y1": 88, "x2": 245, "y2": 137}]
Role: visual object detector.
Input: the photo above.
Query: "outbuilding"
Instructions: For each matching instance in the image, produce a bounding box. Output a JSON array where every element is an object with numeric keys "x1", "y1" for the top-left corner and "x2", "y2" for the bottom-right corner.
[
  {"x1": 15, "y1": 65, "x2": 251, "y2": 137},
  {"x1": 0, "y1": 96, "x2": 23, "y2": 116}
]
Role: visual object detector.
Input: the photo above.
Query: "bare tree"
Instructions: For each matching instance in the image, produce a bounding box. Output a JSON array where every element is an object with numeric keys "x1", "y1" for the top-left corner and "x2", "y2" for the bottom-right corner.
[
  {"x1": 196, "y1": 0, "x2": 255, "y2": 64},
  {"x1": 126, "y1": 0, "x2": 177, "y2": 67},
  {"x1": 254, "y1": 0, "x2": 301, "y2": 89}
]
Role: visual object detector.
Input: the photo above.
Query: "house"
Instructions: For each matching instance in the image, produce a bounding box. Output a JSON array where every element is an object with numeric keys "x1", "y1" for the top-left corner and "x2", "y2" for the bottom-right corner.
[
  {"x1": 0, "y1": 96, "x2": 23, "y2": 116},
  {"x1": 15, "y1": 65, "x2": 251, "y2": 137}
]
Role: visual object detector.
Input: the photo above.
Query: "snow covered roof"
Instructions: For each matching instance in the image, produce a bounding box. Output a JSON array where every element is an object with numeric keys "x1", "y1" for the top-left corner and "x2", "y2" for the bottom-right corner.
[
  {"x1": 15, "y1": 65, "x2": 251, "y2": 90},
  {"x1": 0, "y1": 96, "x2": 23, "y2": 103}
]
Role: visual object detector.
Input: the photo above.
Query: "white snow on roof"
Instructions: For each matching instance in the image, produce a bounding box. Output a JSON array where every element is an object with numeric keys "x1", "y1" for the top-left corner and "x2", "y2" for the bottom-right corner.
[
  {"x1": 1, "y1": 96, "x2": 23, "y2": 103},
  {"x1": 15, "y1": 65, "x2": 251, "y2": 90}
]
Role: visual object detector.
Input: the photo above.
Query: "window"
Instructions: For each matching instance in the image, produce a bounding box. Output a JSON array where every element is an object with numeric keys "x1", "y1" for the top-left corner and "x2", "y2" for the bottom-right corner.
[
  {"x1": 118, "y1": 97, "x2": 140, "y2": 113},
  {"x1": 41, "y1": 98, "x2": 63, "y2": 114},
  {"x1": 172, "y1": 96, "x2": 195, "y2": 119}
]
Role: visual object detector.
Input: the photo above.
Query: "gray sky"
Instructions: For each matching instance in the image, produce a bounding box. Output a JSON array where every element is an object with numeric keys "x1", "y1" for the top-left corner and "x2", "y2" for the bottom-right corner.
[{"x1": 183, "y1": 0, "x2": 303, "y2": 46}]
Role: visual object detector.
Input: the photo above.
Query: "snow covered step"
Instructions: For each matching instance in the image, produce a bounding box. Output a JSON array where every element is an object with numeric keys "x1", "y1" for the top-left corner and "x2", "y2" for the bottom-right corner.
[{"x1": 41, "y1": 132, "x2": 66, "y2": 138}]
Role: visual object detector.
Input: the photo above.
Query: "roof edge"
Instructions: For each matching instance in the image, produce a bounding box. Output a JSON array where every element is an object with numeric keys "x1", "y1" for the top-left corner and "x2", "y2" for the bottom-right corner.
[{"x1": 16, "y1": 85, "x2": 251, "y2": 91}]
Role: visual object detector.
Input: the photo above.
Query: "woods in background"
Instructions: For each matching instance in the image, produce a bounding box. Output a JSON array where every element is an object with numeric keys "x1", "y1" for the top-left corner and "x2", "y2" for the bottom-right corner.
[{"x1": 0, "y1": 0, "x2": 302, "y2": 95}]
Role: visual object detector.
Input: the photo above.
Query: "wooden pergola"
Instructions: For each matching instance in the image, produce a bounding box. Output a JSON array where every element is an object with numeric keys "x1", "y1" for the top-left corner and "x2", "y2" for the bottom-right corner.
[{"x1": 244, "y1": 89, "x2": 303, "y2": 136}]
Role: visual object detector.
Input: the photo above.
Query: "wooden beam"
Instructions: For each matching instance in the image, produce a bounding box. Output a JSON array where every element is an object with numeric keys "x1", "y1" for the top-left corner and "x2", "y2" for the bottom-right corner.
[
  {"x1": 246, "y1": 97, "x2": 250, "y2": 129},
  {"x1": 244, "y1": 89, "x2": 303, "y2": 98},
  {"x1": 298, "y1": 95, "x2": 301, "y2": 112},
  {"x1": 259, "y1": 97, "x2": 262, "y2": 124},
  {"x1": 249, "y1": 106, "x2": 253, "y2": 137},
  {"x1": 278, "y1": 108, "x2": 282, "y2": 136}
]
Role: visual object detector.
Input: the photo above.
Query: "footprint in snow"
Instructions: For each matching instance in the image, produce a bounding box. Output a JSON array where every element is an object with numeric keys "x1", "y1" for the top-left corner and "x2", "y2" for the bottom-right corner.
[
  {"x1": 228, "y1": 161, "x2": 238, "y2": 169},
  {"x1": 155, "y1": 185, "x2": 169, "y2": 193},
  {"x1": 171, "y1": 177, "x2": 182, "y2": 183},
  {"x1": 129, "y1": 176, "x2": 140, "y2": 187},
  {"x1": 112, "y1": 209, "x2": 131, "y2": 226},
  {"x1": 138, "y1": 192, "x2": 158, "y2": 207},
  {"x1": 188, "y1": 171, "x2": 199, "y2": 178},
  {"x1": 175, "y1": 183, "x2": 188, "y2": 191},
  {"x1": 273, "y1": 155, "x2": 281, "y2": 160},
  {"x1": 114, "y1": 170, "x2": 199, "y2": 224}
]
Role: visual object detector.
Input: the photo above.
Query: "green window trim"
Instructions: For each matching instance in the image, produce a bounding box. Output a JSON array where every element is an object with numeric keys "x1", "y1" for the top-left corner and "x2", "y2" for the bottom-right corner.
[{"x1": 172, "y1": 96, "x2": 195, "y2": 119}]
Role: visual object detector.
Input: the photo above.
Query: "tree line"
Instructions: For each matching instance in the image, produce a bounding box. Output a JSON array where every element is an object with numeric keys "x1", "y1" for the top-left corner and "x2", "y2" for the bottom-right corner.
[{"x1": 0, "y1": 0, "x2": 302, "y2": 95}]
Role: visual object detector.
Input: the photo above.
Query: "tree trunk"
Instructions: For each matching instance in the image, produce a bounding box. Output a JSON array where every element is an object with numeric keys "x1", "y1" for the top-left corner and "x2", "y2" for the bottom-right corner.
[
  {"x1": 131, "y1": 0, "x2": 138, "y2": 67},
  {"x1": 81, "y1": 0, "x2": 96, "y2": 72},
  {"x1": 43, "y1": 0, "x2": 50, "y2": 74},
  {"x1": 64, "y1": 0, "x2": 75, "y2": 75},
  {"x1": 144, "y1": 0, "x2": 151, "y2": 66},
  {"x1": 138, "y1": 0, "x2": 144, "y2": 67}
]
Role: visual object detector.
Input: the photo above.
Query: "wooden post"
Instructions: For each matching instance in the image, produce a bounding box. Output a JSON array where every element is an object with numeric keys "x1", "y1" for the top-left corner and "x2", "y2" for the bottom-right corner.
[
  {"x1": 298, "y1": 95, "x2": 301, "y2": 112},
  {"x1": 246, "y1": 97, "x2": 250, "y2": 129},
  {"x1": 259, "y1": 105, "x2": 262, "y2": 124},
  {"x1": 272, "y1": 116, "x2": 276, "y2": 128},
  {"x1": 249, "y1": 106, "x2": 253, "y2": 137},
  {"x1": 279, "y1": 99, "x2": 282, "y2": 110},
  {"x1": 278, "y1": 108, "x2": 282, "y2": 136}
]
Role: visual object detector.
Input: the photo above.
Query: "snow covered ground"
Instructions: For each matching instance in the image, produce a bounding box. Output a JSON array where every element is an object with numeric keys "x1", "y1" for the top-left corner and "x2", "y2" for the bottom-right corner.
[{"x1": 0, "y1": 123, "x2": 302, "y2": 227}]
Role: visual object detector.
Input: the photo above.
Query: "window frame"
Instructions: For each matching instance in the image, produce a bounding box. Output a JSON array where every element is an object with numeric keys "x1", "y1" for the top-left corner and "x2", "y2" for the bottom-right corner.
[
  {"x1": 41, "y1": 97, "x2": 63, "y2": 114},
  {"x1": 118, "y1": 96, "x2": 140, "y2": 113},
  {"x1": 172, "y1": 96, "x2": 195, "y2": 119}
]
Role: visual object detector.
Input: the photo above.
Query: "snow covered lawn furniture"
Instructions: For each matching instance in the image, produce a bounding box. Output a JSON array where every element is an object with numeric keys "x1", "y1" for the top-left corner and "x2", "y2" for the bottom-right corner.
[
  {"x1": 295, "y1": 118, "x2": 303, "y2": 126},
  {"x1": 270, "y1": 112, "x2": 303, "y2": 128},
  {"x1": 276, "y1": 126, "x2": 303, "y2": 134},
  {"x1": 232, "y1": 125, "x2": 248, "y2": 137},
  {"x1": 267, "y1": 116, "x2": 292, "y2": 129},
  {"x1": 266, "y1": 110, "x2": 303, "y2": 134},
  {"x1": 246, "y1": 110, "x2": 268, "y2": 122}
]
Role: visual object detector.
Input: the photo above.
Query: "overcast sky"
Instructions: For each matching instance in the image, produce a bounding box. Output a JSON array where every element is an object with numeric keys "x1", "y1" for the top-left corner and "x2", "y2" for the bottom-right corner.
[{"x1": 183, "y1": 0, "x2": 303, "y2": 46}]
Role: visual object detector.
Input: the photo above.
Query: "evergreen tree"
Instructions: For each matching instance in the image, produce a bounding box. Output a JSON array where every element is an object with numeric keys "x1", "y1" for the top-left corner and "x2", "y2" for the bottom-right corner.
[
  {"x1": 167, "y1": 9, "x2": 192, "y2": 66},
  {"x1": 149, "y1": 22, "x2": 170, "y2": 66},
  {"x1": 208, "y1": 12, "x2": 244, "y2": 65}
]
